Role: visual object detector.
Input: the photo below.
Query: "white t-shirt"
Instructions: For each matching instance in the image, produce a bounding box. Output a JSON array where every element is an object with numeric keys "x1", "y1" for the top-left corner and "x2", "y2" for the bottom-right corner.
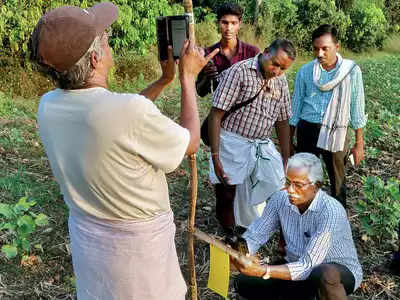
[{"x1": 38, "y1": 87, "x2": 190, "y2": 220}]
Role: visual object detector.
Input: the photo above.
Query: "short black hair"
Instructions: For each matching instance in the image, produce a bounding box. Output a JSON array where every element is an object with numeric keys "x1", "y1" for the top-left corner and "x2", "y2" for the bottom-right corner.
[
  {"x1": 216, "y1": 2, "x2": 243, "y2": 21},
  {"x1": 265, "y1": 39, "x2": 296, "y2": 61},
  {"x1": 312, "y1": 24, "x2": 338, "y2": 43}
]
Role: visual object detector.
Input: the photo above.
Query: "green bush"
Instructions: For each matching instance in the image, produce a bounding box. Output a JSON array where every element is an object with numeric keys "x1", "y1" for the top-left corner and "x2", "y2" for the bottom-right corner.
[
  {"x1": 253, "y1": 0, "x2": 352, "y2": 51},
  {"x1": 347, "y1": 1, "x2": 387, "y2": 51},
  {"x1": 191, "y1": 0, "x2": 256, "y2": 23},
  {"x1": 355, "y1": 176, "x2": 400, "y2": 244},
  {"x1": 294, "y1": 0, "x2": 351, "y2": 50},
  {"x1": 257, "y1": 0, "x2": 298, "y2": 43},
  {"x1": 383, "y1": 0, "x2": 400, "y2": 32},
  {"x1": 193, "y1": 6, "x2": 216, "y2": 23},
  {"x1": 195, "y1": 20, "x2": 219, "y2": 47},
  {"x1": 0, "y1": 0, "x2": 43, "y2": 57},
  {"x1": 0, "y1": 0, "x2": 183, "y2": 58},
  {"x1": 111, "y1": 0, "x2": 183, "y2": 55},
  {"x1": 0, "y1": 196, "x2": 49, "y2": 261},
  {"x1": 0, "y1": 0, "x2": 392, "y2": 61}
]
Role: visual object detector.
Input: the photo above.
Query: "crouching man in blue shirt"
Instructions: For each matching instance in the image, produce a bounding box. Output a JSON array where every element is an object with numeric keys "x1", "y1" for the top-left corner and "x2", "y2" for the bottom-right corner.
[{"x1": 231, "y1": 153, "x2": 363, "y2": 300}]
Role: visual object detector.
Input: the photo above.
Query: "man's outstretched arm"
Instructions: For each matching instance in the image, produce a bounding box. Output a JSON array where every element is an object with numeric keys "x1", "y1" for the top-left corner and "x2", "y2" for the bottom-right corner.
[{"x1": 140, "y1": 46, "x2": 176, "y2": 101}]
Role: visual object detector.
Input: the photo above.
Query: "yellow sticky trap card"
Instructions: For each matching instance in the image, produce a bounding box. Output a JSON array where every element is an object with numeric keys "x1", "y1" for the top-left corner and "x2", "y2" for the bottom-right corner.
[{"x1": 208, "y1": 244, "x2": 230, "y2": 299}]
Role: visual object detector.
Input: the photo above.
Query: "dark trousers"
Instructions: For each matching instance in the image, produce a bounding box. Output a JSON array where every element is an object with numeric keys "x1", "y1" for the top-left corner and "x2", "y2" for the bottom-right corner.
[
  {"x1": 215, "y1": 183, "x2": 236, "y2": 230},
  {"x1": 235, "y1": 263, "x2": 355, "y2": 300},
  {"x1": 296, "y1": 119, "x2": 350, "y2": 208}
]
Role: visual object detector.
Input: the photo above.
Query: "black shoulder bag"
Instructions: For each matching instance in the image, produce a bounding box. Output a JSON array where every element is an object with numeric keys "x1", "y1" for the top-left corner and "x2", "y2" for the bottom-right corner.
[{"x1": 200, "y1": 82, "x2": 267, "y2": 146}]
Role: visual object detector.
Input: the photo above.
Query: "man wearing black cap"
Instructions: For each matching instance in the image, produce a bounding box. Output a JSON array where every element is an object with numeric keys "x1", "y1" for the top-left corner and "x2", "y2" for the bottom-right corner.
[{"x1": 31, "y1": 2, "x2": 218, "y2": 299}]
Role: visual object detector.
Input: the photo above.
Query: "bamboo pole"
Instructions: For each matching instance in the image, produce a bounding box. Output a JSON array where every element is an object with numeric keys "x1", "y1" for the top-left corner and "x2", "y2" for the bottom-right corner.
[
  {"x1": 183, "y1": 1, "x2": 197, "y2": 298},
  {"x1": 183, "y1": 1, "x2": 198, "y2": 298},
  {"x1": 183, "y1": 0, "x2": 195, "y2": 42},
  {"x1": 187, "y1": 154, "x2": 198, "y2": 300}
]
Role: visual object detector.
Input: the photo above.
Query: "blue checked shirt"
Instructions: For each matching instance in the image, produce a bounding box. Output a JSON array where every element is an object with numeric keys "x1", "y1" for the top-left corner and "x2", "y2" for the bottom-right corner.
[
  {"x1": 243, "y1": 190, "x2": 363, "y2": 291},
  {"x1": 289, "y1": 60, "x2": 367, "y2": 129}
]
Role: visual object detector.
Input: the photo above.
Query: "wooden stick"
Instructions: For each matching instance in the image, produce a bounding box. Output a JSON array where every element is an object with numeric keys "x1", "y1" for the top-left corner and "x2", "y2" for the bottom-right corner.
[
  {"x1": 193, "y1": 228, "x2": 266, "y2": 272},
  {"x1": 183, "y1": 0, "x2": 195, "y2": 42},
  {"x1": 187, "y1": 154, "x2": 198, "y2": 300},
  {"x1": 188, "y1": 155, "x2": 198, "y2": 231},
  {"x1": 183, "y1": 1, "x2": 197, "y2": 298}
]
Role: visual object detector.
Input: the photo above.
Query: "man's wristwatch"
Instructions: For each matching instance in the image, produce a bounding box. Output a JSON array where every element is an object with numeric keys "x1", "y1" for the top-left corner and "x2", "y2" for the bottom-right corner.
[{"x1": 262, "y1": 265, "x2": 271, "y2": 280}]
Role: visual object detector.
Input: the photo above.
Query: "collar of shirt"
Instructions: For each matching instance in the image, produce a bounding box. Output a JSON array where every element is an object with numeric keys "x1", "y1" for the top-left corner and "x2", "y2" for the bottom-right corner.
[
  {"x1": 207, "y1": 39, "x2": 248, "y2": 73},
  {"x1": 250, "y1": 53, "x2": 260, "y2": 72},
  {"x1": 208, "y1": 38, "x2": 244, "y2": 58},
  {"x1": 319, "y1": 53, "x2": 342, "y2": 74},
  {"x1": 284, "y1": 189, "x2": 324, "y2": 214}
]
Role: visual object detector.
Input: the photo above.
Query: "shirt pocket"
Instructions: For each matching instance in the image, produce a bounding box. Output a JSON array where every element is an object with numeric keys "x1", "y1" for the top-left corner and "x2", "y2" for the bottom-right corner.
[
  {"x1": 260, "y1": 96, "x2": 282, "y2": 118},
  {"x1": 270, "y1": 88, "x2": 282, "y2": 101}
]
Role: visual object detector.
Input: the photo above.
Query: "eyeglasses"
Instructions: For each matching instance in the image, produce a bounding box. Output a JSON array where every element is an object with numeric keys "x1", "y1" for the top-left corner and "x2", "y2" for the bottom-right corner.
[{"x1": 285, "y1": 178, "x2": 313, "y2": 190}]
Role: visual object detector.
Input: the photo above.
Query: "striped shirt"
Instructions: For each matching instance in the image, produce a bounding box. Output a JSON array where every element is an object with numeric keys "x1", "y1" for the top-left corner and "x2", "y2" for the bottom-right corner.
[
  {"x1": 212, "y1": 53, "x2": 292, "y2": 140},
  {"x1": 243, "y1": 190, "x2": 363, "y2": 291},
  {"x1": 289, "y1": 60, "x2": 367, "y2": 129}
]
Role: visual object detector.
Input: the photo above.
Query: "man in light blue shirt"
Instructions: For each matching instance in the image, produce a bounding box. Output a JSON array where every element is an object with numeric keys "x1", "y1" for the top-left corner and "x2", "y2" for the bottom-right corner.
[
  {"x1": 231, "y1": 153, "x2": 362, "y2": 300},
  {"x1": 289, "y1": 24, "x2": 367, "y2": 208}
]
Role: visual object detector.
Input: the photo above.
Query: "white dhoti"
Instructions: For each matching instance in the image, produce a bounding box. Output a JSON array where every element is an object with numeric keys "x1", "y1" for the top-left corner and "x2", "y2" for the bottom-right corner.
[
  {"x1": 209, "y1": 129, "x2": 285, "y2": 227},
  {"x1": 69, "y1": 210, "x2": 186, "y2": 300}
]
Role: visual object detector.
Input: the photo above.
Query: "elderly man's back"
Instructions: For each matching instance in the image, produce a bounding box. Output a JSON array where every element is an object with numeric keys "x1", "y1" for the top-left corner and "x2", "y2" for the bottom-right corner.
[
  {"x1": 38, "y1": 88, "x2": 188, "y2": 220},
  {"x1": 38, "y1": 87, "x2": 190, "y2": 299}
]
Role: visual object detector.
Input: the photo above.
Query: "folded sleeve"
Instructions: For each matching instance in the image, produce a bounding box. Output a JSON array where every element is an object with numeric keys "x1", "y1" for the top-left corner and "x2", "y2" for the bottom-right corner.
[{"x1": 349, "y1": 65, "x2": 367, "y2": 129}]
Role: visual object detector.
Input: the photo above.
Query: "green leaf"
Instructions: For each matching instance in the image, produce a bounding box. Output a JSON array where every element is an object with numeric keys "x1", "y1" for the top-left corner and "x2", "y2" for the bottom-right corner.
[
  {"x1": 1, "y1": 244, "x2": 18, "y2": 259},
  {"x1": 0, "y1": 203, "x2": 13, "y2": 218},
  {"x1": 14, "y1": 197, "x2": 36, "y2": 214},
  {"x1": 17, "y1": 215, "x2": 35, "y2": 235},
  {"x1": 20, "y1": 238, "x2": 30, "y2": 252},
  {"x1": 0, "y1": 222, "x2": 16, "y2": 231},
  {"x1": 35, "y1": 214, "x2": 49, "y2": 227},
  {"x1": 370, "y1": 214, "x2": 378, "y2": 223}
]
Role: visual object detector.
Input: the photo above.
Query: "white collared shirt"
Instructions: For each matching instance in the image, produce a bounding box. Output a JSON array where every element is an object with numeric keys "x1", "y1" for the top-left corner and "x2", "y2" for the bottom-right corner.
[{"x1": 243, "y1": 189, "x2": 363, "y2": 291}]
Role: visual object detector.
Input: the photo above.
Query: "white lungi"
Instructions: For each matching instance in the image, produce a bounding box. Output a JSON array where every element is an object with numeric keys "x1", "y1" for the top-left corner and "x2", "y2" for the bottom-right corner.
[
  {"x1": 209, "y1": 129, "x2": 285, "y2": 227},
  {"x1": 69, "y1": 210, "x2": 186, "y2": 300}
]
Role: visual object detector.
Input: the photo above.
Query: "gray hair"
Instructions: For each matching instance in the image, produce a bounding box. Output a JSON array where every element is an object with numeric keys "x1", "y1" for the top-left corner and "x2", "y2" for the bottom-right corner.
[
  {"x1": 287, "y1": 152, "x2": 323, "y2": 184},
  {"x1": 47, "y1": 34, "x2": 105, "y2": 89},
  {"x1": 266, "y1": 39, "x2": 296, "y2": 61}
]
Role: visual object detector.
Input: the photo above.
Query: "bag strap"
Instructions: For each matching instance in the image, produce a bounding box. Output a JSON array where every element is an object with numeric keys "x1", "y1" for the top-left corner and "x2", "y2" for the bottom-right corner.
[{"x1": 221, "y1": 81, "x2": 268, "y2": 122}]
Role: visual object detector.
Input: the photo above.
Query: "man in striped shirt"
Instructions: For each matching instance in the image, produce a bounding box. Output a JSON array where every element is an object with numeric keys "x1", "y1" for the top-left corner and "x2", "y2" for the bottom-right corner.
[
  {"x1": 289, "y1": 24, "x2": 367, "y2": 209},
  {"x1": 208, "y1": 39, "x2": 296, "y2": 236},
  {"x1": 232, "y1": 153, "x2": 363, "y2": 300}
]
